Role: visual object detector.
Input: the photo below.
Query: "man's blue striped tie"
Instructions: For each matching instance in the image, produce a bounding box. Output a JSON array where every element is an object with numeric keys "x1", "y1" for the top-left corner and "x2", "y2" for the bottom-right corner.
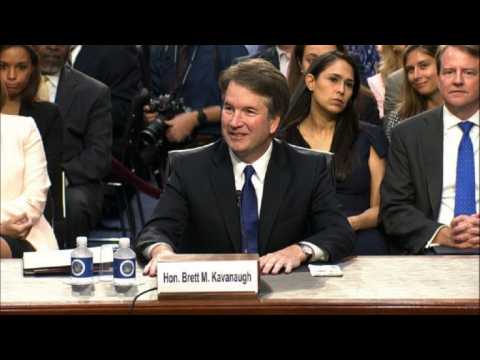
[
  {"x1": 454, "y1": 121, "x2": 476, "y2": 216},
  {"x1": 240, "y1": 165, "x2": 258, "y2": 253}
]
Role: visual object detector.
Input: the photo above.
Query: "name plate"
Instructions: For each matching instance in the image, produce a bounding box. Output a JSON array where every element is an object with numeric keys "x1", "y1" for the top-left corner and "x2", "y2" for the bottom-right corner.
[{"x1": 157, "y1": 254, "x2": 259, "y2": 298}]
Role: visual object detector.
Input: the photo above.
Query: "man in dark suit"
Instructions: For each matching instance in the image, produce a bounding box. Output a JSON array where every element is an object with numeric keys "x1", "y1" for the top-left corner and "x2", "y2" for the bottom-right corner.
[
  {"x1": 72, "y1": 45, "x2": 141, "y2": 159},
  {"x1": 137, "y1": 58, "x2": 354, "y2": 276},
  {"x1": 380, "y1": 45, "x2": 479, "y2": 254},
  {"x1": 34, "y1": 45, "x2": 113, "y2": 249},
  {"x1": 235, "y1": 45, "x2": 293, "y2": 77}
]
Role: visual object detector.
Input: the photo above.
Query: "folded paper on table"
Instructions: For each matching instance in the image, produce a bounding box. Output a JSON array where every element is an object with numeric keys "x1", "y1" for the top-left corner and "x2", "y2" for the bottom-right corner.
[
  {"x1": 308, "y1": 264, "x2": 343, "y2": 277},
  {"x1": 23, "y1": 246, "x2": 115, "y2": 276}
]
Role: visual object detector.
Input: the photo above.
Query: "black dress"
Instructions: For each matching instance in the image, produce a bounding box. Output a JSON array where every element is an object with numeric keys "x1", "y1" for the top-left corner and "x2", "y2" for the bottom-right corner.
[{"x1": 281, "y1": 121, "x2": 389, "y2": 255}]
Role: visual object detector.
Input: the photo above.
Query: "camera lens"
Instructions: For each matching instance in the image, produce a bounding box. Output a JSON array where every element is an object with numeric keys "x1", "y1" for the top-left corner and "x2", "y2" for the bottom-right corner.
[{"x1": 139, "y1": 119, "x2": 166, "y2": 147}]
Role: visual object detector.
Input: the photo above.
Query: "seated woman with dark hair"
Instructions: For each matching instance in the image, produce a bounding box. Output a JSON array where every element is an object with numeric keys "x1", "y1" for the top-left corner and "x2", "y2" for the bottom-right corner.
[
  {"x1": 1, "y1": 80, "x2": 58, "y2": 258},
  {"x1": 384, "y1": 45, "x2": 442, "y2": 142},
  {"x1": 287, "y1": 45, "x2": 381, "y2": 126},
  {"x1": 0, "y1": 45, "x2": 63, "y2": 236},
  {"x1": 281, "y1": 51, "x2": 389, "y2": 255}
]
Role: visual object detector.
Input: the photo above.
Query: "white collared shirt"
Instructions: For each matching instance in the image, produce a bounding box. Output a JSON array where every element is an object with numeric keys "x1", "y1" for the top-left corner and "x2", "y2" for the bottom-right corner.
[
  {"x1": 276, "y1": 46, "x2": 291, "y2": 78},
  {"x1": 228, "y1": 142, "x2": 273, "y2": 217},
  {"x1": 70, "y1": 45, "x2": 83, "y2": 66},
  {"x1": 44, "y1": 74, "x2": 60, "y2": 103},
  {"x1": 438, "y1": 106, "x2": 479, "y2": 225}
]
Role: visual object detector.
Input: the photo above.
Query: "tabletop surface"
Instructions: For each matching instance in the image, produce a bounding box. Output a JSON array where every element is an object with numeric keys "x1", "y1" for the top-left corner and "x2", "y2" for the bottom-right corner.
[{"x1": 1, "y1": 256, "x2": 478, "y2": 311}]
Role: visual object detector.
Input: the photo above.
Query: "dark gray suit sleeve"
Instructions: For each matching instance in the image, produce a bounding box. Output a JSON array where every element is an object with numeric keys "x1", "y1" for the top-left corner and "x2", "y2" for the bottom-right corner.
[
  {"x1": 135, "y1": 160, "x2": 189, "y2": 260},
  {"x1": 380, "y1": 127, "x2": 443, "y2": 253},
  {"x1": 302, "y1": 157, "x2": 355, "y2": 263},
  {"x1": 63, "y1": 86, "x2": 112, "y2": 185},
  {"x1": 41, "y1": 106, "x2": 63, "y2": 196}
]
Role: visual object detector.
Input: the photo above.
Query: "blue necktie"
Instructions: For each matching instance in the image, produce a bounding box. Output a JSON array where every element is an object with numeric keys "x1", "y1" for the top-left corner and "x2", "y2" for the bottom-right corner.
[
  {"x1": 240, "y1": 165, "x2": 258, "y2": 253},
  {"x1": 454, "y1": 122, "x2": 476, "y2": 216}
]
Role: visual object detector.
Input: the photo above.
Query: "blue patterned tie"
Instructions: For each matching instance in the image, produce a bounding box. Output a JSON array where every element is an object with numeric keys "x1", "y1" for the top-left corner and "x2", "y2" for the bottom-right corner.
[
  {"x1": 240, "y1": 165, "x2": 258, "y2": 253},
  {"x1": 454, "y1": 122, "x2": 476, "y2": 216}
]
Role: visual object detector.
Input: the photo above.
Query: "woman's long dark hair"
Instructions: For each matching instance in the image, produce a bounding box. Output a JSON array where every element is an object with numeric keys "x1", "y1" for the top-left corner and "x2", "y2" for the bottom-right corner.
[
  {"x1": 0, "y1": 45, "x2": 41, "y2": 104},
  {"x1": 283, "y1": 50, "x2": 361, "y2": 181}
]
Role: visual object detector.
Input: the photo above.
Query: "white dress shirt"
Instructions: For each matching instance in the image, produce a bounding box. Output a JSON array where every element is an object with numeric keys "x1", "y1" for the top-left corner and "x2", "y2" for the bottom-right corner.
[
  {"x1": 426, "y1": 106, "x2": 479, "y2": 247},
  {"x1": 276, "y1": 46, "x2": 291, "y2": 78},
  {"x1": 228, "y1": 142, "x2": 273, "y2": 217},
  {"x1": 70, "y1": 45, "x2": 83, "y2": 66},
  {"x1": 244, "y1": 45, "x2": 261, "y2": 55},
  {"x1": 43, "y1": 74, "x2": 60, "y2": 103}
]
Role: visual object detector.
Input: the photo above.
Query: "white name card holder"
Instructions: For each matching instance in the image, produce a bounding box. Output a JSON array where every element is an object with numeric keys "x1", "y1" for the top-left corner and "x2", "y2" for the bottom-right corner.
[{"x1": 157, "y1": 254, "x2": 259, "y2": 299}]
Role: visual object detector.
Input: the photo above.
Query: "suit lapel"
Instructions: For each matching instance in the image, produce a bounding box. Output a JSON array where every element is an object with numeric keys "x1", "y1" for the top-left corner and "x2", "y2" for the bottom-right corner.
[
  {"x1": 258, "y1": 140, "x2": 291, "y2": 254},
  {"x1": 55, "y1": 66, "x2": 78, "y2": 119},
  {"x1": 210, "y1": 142, "x2": 242, "y2": 252},
  {"x1": 421, "y1": 107, "x2": 444, "y2": 218}
]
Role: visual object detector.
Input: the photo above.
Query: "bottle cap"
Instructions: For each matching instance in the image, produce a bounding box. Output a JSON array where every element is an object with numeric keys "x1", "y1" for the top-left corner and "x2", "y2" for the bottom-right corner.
[
  {"x1": 119, "y1": 238, "x2": 130, "y2": 248},
  {"x1": 76, "y1": 236, "x2": 88, "y2": 247}
]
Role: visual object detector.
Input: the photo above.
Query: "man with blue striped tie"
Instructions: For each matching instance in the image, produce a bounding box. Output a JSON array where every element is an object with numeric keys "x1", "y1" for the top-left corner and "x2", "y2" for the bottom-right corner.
[
  {"x1": 138, "y1": 59, "x2": 354, "y2": 276},
  {"x1": 381, "y1": 45, "x2": 479, "y2": 254}
]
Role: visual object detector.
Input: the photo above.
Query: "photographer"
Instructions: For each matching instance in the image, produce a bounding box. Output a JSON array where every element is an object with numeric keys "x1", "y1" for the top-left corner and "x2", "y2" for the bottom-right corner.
[{"x1": 143, "y1": 45, "x2": 248, "y2": 146}]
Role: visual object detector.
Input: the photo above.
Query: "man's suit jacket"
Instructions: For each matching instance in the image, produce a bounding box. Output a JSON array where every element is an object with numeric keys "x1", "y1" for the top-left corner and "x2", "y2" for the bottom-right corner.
[
  {"x1": 380, "y1": 106, "x2": 445, "y2": 254},
  {"x1": 19, "y1": 101, "x2": 63, "y2": 228},
  {"x1": 74, "y1": 45, "x2": 141, "y2": 159},
  {"x1": 136, "y1": 139, "x2": 354, "y2": 263},
  {"x1": 383, "y1": 68, "x2": 404, "y2": 118},
  {"x1": 235, "y1": 46, "x2": 280, "y2": 69},
  {"x1": 55, "y1": 65, "x2": 112, "y2": 186}
]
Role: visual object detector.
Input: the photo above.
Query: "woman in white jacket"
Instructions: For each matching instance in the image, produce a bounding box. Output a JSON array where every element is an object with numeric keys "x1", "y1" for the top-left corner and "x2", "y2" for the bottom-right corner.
[{"x1": 0, "y1": 80, "x2": 58, "y2": 258}]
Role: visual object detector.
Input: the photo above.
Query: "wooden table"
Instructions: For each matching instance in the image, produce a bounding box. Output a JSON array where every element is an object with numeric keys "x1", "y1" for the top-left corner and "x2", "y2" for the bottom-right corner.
[{"x1": 1, "y1": 256, "x2": 478, "y2": 315}]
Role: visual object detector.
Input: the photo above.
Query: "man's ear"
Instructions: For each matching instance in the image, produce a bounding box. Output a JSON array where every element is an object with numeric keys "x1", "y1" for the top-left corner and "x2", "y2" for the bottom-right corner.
[{"x1": 269, "y1": 115, "x2": 281, "y2": 134}]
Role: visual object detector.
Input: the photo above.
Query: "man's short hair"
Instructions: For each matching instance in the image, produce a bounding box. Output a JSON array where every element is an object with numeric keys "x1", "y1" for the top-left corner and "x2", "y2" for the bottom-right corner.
[
  {"x1": 219, "y1": 58, "x2": 290, "y2": 121},
  {"x1": 436, "y1": 45, "x2": 480, "y2": 73}
]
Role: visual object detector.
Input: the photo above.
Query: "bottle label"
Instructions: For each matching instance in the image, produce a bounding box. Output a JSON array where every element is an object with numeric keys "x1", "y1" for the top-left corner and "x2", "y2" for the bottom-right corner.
[
  {"x1": 113, "y1": 258, "x2": 136, "y2": 279},
  {"x1": 71, "y1": 257, "x2": 93, "y2": 278}
]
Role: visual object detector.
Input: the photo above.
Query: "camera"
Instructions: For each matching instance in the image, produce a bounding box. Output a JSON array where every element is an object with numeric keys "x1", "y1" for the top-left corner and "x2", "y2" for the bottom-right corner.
[{"x1": 139, "y1": 94, "x2": 191, "y2": 148}]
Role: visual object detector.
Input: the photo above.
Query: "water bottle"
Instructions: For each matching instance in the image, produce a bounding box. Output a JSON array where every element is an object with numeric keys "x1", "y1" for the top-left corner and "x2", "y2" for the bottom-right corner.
[
  {"x1": 70, "y1": 236, "x2": 94, "y2": 296},
  {"x1": 113, "y1": 238, "x2": 136, "y2": 294}
]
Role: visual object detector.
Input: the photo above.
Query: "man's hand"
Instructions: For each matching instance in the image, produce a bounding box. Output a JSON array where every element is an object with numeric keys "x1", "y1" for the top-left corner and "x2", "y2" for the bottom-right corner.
[
  {"x1": 433, "y1": 215, "x2": 480, "y2": 249},
  {"x1": 259, "y1": 244, "x2": 306, "y2": 275},
  {"x1": 164, "y1": 112, "x2": 198, "y2": 143},
  {"x1": 143, "y1": 104, "x2": 158, "y2": 124},
  {"x1": 451, "y1": 214, "x2": 480, "y2": 247},
  {"x1": 143, "y1": 244, "x2": 176, "y2": 277},
  {"x1": 0, "y1": 214, "x2": 33, "y2": 240}
]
